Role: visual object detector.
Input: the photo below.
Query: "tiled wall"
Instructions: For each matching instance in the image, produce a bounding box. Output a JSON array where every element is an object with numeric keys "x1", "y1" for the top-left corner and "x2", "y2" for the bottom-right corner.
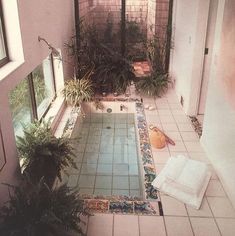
[
  {"x1": 79, "y1": 0, "x2": 171, "y2": 44},
  {"x1": 147, "y1": 0, "x2": 170, "y2": 39},
  {"x1": 85, "y1": 0, "x2": 148, "y2": 35},
  {"x1": 155, "y1": 0, "x2": 170, "y2": 39},
  {"x1": 147, "y1": 0, "x2": 157, "y2": 37},
  {"x1": 79, "y1": 0, "x2": 90, "y2": 21}
]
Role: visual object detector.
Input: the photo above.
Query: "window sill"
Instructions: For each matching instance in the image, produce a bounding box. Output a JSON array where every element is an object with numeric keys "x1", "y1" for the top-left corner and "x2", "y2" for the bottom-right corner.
[
  {"x1": 44, "y1": 95, "x2": 66, "y2": 131},
  {"x1": 0, "y1": 60, "x2": 24, "y2": 81}
]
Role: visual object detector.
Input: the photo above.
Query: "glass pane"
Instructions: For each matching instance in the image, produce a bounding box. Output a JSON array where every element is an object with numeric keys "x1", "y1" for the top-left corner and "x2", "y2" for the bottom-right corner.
[
  {"x1": 9, "y1": 78, "x2": 32, "y2": 137},
  {"x1": 32, "y1": 56, "x2": 55, "y2": 119},
  {"x1": 0, "y1": 14, "x2": 7, "y2": 61}
]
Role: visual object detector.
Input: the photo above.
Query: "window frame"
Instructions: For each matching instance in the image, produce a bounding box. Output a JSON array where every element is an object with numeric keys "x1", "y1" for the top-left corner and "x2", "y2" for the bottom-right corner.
[
  {"x1": 29, "y1": 54, "x2": 57, "y2": 120},
  {"x1": 9, "y1": 54, "x2": 57, "y2": 137},
  {"x1": 0, "y1": 0, "x2": 9, "y2": 67}
]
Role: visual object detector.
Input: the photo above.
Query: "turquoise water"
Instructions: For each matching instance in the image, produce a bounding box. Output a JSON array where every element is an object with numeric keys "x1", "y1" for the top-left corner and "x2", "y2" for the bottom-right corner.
[{"x1": 70, "y1": 113, "x2": 142, "y2": 197}]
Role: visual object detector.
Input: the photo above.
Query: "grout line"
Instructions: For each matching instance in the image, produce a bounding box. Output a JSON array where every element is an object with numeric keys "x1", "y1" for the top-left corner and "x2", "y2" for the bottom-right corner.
[
  {"x1": 185, "y1": 204, "x2": 196, "y2": 236},
  {"x1": 137, "y1": 215, "x2": 141, "y2": 236},
  {"x1": 112, "y1": 213, "x2": 115, "y2": 236},
  {"x1": 206, "y1": 197, "x2": 223, "y2": 236}
]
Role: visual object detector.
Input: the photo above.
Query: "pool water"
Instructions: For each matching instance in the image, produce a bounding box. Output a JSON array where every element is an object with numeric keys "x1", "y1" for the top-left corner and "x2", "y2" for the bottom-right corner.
[{"x1": 69, "y1": 112, "x2": 143, "y2": 197}]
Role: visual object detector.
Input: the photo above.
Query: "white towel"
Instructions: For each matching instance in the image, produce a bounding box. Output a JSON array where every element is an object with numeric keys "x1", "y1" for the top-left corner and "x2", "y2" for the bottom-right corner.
[
  {"x1": 165, "y1": 157, "x2": 208, "y2": 196},
  {"x1": 152, "y1": 155, "x2": 211, "y2": 209}
]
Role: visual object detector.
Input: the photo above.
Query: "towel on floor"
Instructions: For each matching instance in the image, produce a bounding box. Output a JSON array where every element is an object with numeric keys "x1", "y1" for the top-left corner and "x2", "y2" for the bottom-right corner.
[{"x1": 152, "y1": 155, "x2": 211, "y2": 209}]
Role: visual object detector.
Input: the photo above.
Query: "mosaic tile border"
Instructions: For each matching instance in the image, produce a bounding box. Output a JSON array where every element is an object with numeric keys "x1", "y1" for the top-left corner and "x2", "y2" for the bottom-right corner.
[
  {"x1": 83, "y1": 199, "x2": 159, "y2": 215},
  {"x1": 63, "y1": 99, "x2": 159, "y2": 215},
  {"x1": 189, "y1": 116, "x2": 203, "y2": 138}
]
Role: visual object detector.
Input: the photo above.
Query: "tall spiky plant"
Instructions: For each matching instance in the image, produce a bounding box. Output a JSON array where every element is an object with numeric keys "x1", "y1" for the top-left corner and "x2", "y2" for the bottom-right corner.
[{"x1": 63, "y1": 65, "x2": 94, "y2": 107}]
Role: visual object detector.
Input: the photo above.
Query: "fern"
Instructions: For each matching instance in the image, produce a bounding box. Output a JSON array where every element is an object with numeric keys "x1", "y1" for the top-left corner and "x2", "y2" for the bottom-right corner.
[
  {"x1": 0, "y1": 178, "x2": 90, "y2": 236},
  {"x1": 17, "y1": 120, "x2": 77, "y2": 186}
]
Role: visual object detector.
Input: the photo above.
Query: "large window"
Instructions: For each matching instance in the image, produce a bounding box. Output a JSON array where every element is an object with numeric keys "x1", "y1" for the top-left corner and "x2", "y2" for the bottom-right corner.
[
  {"x1": 0, "y1": 0, "x2": 8, "y2": 67},
  {"x1": 9, "y1": 56, "x2": 56, "y2": 137}
]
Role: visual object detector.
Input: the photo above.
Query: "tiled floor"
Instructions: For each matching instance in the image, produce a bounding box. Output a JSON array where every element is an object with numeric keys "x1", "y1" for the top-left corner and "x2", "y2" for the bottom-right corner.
[{"x1": 84, "y1": 89, "x2": 235, "y2": 236}]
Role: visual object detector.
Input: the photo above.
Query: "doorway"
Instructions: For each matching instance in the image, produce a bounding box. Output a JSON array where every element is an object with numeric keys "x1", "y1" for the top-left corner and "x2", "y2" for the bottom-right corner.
[{"x1": 198, "y1": 0, "x2": 219, "y2": 115}]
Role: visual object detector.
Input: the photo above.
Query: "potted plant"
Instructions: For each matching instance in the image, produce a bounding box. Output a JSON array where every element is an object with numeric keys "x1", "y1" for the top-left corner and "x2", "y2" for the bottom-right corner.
[
  {"x1": 62, "y1": 65, "x2": 94, "y2": 108},
  {"x1": 0, "y1": 178, "x2": 90, "y2": 236},
  {"x1": 135, "y1": 71, "x2": 171, "y2": 97},
  {"x1": 17, "y1": 119, "x2": 77, "y2": 188}
]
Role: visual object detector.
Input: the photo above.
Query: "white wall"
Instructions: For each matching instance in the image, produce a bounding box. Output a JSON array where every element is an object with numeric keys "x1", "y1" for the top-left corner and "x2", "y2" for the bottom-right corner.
[
  {"x1": 201, "y1": 0, "x2": 235, "y2": 208},
  {"x1": 0, "y1": 0, "x2": 74, "y2": 205},
  {"x1": 170, "y1": 0, "x2": 210, "y2": 115}
]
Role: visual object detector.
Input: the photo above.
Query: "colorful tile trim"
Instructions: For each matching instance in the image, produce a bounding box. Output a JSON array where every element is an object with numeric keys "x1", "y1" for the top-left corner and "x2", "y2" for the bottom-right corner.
[
  {"x1": 189, "y1": 116, "x2": 203, "y2": 137},
  {"x1": 83, "y1": 198, "x2": 158, "y2": 215},
  {"x1": 63, "y1": 100, "x2": 159, "y2": 214},
  {"x1": 136, "y1": 102, "x2": 159, "y2": 200}
]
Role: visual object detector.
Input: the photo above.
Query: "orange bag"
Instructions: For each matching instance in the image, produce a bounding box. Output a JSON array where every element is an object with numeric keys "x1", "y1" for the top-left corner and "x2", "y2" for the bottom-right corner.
[{"x1": 149, "y1": 130, "x2": 166, "y2": 149}]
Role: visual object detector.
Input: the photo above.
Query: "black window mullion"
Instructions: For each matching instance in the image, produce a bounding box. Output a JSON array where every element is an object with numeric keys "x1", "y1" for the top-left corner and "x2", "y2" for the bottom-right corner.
[{"x1": 27, "y1": 75, "x2": 38, "y2": 121}]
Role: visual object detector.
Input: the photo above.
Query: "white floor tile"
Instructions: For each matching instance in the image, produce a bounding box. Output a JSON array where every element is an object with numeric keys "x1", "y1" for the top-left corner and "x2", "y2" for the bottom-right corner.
[
  {"x1": 207, "y1": 197, "x2": 235, "y2": 218},
  {"x1": 190, "y1": 217, "x2": 220, "y2": 236},
  {"x1": 164, "y1": 216, "x2": 193, "y2": 236},
  {"x1": 139, "y1": 216, "x2": 166, "y2": 236},
  {"x1": 187, "y1": 198, "x2": 213, "y2": 217},
  {"x1": 216, "y1": 218, "x2": 235, "y2": 236},
  {"x1": 206, "y1": 180, "x2": 226, "y2": 197},
  {"x1": 87, "y1": 214, "x2": 113, "y2": 236},
  {"x1": 114, "y1": 215, "x2": 139, "y2": 236},
  {"x1": 161, "y1": 195, "x2": 188, "y2": 216}
]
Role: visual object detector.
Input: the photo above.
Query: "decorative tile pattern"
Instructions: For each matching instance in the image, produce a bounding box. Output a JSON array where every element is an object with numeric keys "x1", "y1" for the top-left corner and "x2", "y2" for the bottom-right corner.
[
  {"x1": 110, "y1": 201, "x2": 134, "y2": 214},
  {"x1": 189, "y1": 116, "x2": 203, "y2": 137},
  {"x1": 62, "y1": 100, "x2": 159, "y2": 214},
  {"x1": 136, "y1": 102, "x2": 158, "y2": 200},
  {"x1": 85, "y1": 199, "x2": 109, "y2": 213}
]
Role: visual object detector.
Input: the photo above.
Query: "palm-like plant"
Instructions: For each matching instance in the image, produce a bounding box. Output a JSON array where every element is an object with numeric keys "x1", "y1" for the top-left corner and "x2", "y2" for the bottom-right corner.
[
  {"x1": 135, "y1": 72, "x2": 171, "y2": 97},
  {"x1": 17, "y1": 119, "x2": 77, "y2": 187},
  {"x1": 0, "y1": 178, "x2": 89, "y2": 236},
  {"x1": 63, "y1": 66, "x2": 94, "y2": 107}
]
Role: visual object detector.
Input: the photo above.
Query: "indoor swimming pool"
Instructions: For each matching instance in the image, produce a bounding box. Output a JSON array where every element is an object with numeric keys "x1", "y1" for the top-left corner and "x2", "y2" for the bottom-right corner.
[{"x1": 66, "y1": 101, "x2": 147, "y2": 199}]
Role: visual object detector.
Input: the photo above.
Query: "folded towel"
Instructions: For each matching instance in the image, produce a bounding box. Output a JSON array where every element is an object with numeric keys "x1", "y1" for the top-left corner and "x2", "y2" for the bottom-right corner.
[
  {"x1": 165, "y1": 155, "x2": 187, "y2": 180},
  {"x1": 152, "y1": 155, "x2": 211, "y2": 209},
  {"x1": 165, "y1": 156, "x2": 208, "y2": 196}
]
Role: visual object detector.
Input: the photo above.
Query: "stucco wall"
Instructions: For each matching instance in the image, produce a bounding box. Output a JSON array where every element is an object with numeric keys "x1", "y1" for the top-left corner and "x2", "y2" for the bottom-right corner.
[
  {"x1": 201, "y1": 0, "x2": 235, "y2": 208},
  {"x1": 170, "y1": 0, "x2": 210, "y2": 115},
  {"x1": 0, "y1": 0, "x2": 74, "y2": 205}
]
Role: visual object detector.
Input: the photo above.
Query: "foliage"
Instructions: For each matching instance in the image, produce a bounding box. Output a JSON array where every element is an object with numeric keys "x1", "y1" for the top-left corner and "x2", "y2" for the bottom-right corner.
[
  {"x1": 135, "y1": 72, "x2": 171, "y2": 97},
  {"x1": 147, "y1": 26, "x2": 173, "y2": 73},
  {"x1": 9, "y1": 71, "x2": 46, "y2": 120},
  {"x1": 17, "y1": 119, "x2": 77, "y2": 186},
  {"x1": 93, "y1": 99, "x2": 104, "y2": 111},
  {"x1": 0, "y1": 178, "x2": 89, "y2": 236},
  {"x1": 126, "y1": 20, "x2": 146, "y2": 44},
  {"x1": 63, "y1": 65, "x2": 94, "y2": 107},
  {"x1": 92, "y1": 47, "x2": 135, "y2": 93}
]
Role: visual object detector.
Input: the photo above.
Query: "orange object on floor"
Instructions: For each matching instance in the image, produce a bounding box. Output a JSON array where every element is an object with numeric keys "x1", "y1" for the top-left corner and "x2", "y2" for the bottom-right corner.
[
  {"x1": 149, "y1": 130, "x2": 166, "y2": 149},
  {"x1": 149, "y1": 124, "x2": 176, "y2": 146}
]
